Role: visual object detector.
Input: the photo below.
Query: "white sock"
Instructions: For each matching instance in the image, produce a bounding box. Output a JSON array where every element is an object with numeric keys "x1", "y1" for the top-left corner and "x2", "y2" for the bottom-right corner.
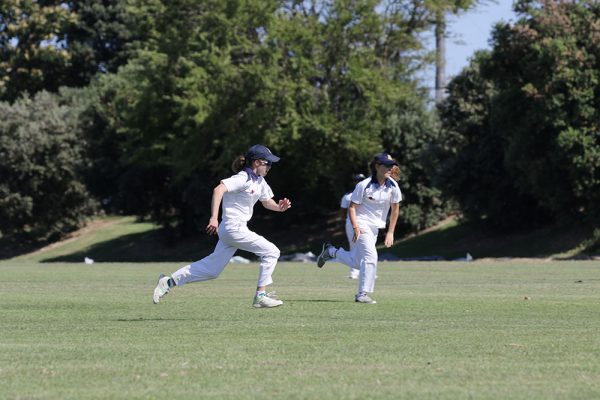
[{"x1": 329, "y1": 246, "x2": 337, "y2": 258}]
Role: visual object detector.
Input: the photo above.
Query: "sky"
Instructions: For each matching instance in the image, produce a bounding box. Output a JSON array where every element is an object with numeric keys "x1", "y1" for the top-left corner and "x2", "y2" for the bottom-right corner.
[
  {"x1": 422, "y1": 1, "x2": 518, "y2": 96},
  {"x1": 445, "y1": 1, "x2": 518, "y2": 78}
]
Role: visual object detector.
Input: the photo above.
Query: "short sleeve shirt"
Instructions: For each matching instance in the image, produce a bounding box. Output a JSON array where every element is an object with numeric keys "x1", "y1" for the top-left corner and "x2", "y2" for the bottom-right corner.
[
  {"x1": 340, "y1": 192, "x2": 352, "y2": 209},
  {"x1": 350, "y1": 177, "x2": 402, "y2": 229},
  {"x1": 221, "y1": 170, "x2": 273, "y2": 223}
]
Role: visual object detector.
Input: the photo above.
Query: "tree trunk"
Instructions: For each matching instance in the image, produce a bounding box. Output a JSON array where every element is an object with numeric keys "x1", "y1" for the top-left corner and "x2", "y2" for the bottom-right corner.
[{"x1": 435, "y1": 9, "x2": 446, "y2": 102}]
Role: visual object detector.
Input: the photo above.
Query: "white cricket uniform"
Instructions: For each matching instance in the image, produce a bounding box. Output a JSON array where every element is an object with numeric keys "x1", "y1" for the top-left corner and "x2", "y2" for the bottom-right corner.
[
  {"x1": 172, "y1": 168, "x2": 280, "y2": 288},
  {"x1": 334, "y1": 177, "x2": 402, "y2": 293}
]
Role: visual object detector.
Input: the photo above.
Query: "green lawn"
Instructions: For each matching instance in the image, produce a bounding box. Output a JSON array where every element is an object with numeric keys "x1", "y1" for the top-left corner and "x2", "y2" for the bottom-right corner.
[{"x1": 2, "y1": 260, "x2": 600, "y2": 399}]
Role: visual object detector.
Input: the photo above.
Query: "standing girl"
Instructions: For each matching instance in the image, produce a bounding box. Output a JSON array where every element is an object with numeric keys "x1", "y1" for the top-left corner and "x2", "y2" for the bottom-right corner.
[
  {"x1": 317, "y1": 153, "x2": 401, "y2": 304},
  {"x1": 153, "y1": 144, "x2": 292, "y2": 308}
]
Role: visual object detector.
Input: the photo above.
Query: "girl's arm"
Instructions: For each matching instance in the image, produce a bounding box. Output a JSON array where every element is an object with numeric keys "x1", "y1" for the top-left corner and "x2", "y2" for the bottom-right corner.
[
  {"x1": 261, "y1": 197, "x2": 292, "y2": 212},
  {"x1": 349, "y1": 202, "x2": 363, "y2": 242},
  {"x1": 206, "y1": 183, "x2": 228, "y2": 235},
  {"x1": 384, "y1": 203, "x2": 400, "y2": 247}
]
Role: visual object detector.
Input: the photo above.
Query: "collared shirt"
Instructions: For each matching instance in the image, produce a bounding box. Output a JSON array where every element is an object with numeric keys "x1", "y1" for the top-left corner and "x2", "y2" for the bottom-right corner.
[
  {"x1": 221, "y1": 170, "x2": 273, "y2": 223},
  {"x1": 350, "y1": 177, "x2": 402, "y2": 229}
]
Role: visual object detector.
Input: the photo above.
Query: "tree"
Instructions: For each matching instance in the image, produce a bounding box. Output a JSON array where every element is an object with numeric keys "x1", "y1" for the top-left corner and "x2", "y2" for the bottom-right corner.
[
  {"x1": 62, "y1": 0, "x2": 151, "y2": 85},
  {"x1": 437, "y1": 0, "x2": 600, "y2": 228},
  {"x1": 382, "y1": 91, "x2": 450, "y2": 231},
  {"x1": 84, "y1": 0, "x2": 448, "y2": 235},
  {"x1": 490, "y1": 0, "x2": 600, "y2": 222},
  {"x1": 436, "y1": 51, "x2": 547, "y2": 228},
  {"x1": 0, "y1": 0, "x2": 148, "y2": 102},
  {"x1": 0, "y1": 1, "x2": 72, "y2": 101},
  {"x1": 0, "y1": 90, "x2": 97, "y2": 241},
  {"x1": 423, "y1": 0, "x2": 488, "y2": 102}
]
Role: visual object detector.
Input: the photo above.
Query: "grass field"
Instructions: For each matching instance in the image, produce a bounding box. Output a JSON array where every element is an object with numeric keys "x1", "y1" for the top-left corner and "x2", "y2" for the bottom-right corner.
[{"x1": 2, "y1": 259, "x2": 600, "y2": 399}]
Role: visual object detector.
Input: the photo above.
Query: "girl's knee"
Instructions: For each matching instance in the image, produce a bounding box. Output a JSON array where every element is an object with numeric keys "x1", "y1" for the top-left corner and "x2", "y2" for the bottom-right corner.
[
  {"x1": 271, "y1": 246, "x2": 281, "y2": 259},
  {"x1": 263, "y1": 244, "x2": 280, "y2": 260}
]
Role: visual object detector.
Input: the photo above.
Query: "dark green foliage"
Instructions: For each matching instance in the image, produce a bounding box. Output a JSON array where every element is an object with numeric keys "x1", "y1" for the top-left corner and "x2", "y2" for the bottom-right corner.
[
  {"x1": 490, "y1": 0, "x2": 600, "y2": 222},
  {"x1": 382, "y1": 92, "x2": 450, "y2": 231},
  {"x1": 82, "y1": 0, "x2": 448, "y2": 235},
  {"x1": 436, "y1": 51, "x2": 548, "y2": 229},
  {"x1": 0, "y1": 1, "x2": 147, "y2": 102},
  {"x1": 0, "y1": 91, "x2": 97, "y2": 241},
  {"x1": 62, "y1": 1, "x2": 150, "y2": 84},
  {"x1": 438, "y1": 0, "x2": 600, "y2": 229},
  {"x1": 0, "y1": 1, "x2": 71, "y2": 101},
  {"x1": 0, "y1": 0, "x2": 458, "y2": 240}
]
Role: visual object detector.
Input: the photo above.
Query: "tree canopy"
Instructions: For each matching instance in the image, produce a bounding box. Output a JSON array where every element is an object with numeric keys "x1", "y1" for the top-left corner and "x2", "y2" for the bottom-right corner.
[
  {"x1": 4, "y1": 0, "x2": 598, "y2": 244},
  {"x1": 438, "y1": 0, "x2": 600, "y2": 229},
  {"x1": 1, "y1": 0, "x2": 453, "y2": 241}
]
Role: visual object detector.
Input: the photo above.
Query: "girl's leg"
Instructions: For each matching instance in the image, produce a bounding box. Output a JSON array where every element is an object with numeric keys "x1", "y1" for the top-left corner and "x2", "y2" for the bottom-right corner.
[
  {"x1": 153, "y1": 237, "x2": 235, "y2": 303},
  {"x1": 356, "y1": 227, "x2": 378, "y2": 294},
  {"x1": 171, "y1": 239, "x2": 237, "y2": 286},
  {"x1": 220, "y1": 225, "x2": 283, "y2": 308},
  {"x1": 220, "y1": 225, "x2": 280, "y2": 288}
]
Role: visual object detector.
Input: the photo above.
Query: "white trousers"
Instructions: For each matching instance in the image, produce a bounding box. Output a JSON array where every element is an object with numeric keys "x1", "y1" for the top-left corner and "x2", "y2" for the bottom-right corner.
[
  {"x1": 172, "y1": 222, "x2": 280, "y2": 288},
  {"x1": 335, "y1": 223, "x2": 379, "y2": 293}
]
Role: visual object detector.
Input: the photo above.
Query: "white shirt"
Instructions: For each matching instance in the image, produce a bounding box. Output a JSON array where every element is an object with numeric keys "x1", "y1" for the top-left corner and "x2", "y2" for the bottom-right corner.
[
  {"x1": 340, "y1": 192, "x2": 352, "y2": 210},
  {"x1": 351, "y1": 177, "x2": 402, "y2": 229},
  {"x1": 221, "y1": 169, "x2": 273, "y2": 223}
]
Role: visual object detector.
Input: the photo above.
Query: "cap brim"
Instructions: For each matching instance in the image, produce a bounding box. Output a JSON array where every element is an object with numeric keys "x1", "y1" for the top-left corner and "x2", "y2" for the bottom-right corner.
[{"x1": 264, "y1": 154, "x2": 280, "y2": 163}]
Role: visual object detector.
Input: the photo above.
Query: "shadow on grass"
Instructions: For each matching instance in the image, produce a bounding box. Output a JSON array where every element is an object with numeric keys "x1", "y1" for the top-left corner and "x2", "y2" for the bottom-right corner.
[
  {"x1": 36, "y1": 210, "x2": 346, "y2": 263},
  {"x1": 288, "y1": 299, "x2": 346, "y2": 303},
  {"x1": 114, "y1": 318, "x2": 190, "y2": 322},
  {"x1": 7, "y1": 212, "x2": 597, "y2": 262},
  {"x1": 41, "y1": 229, "x2": 219, "y2": 263},
  {"x1": 388, "y1": 221, "x2": 596, "y2": 260},
  {"x1": 0, "y1": 235, "x2": 53, "y2": 260}
]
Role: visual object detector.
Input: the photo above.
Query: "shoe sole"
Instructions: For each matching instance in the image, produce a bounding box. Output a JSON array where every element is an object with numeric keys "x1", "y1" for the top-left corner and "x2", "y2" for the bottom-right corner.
[
  {"x1": 355, "y1": 297, "x2": 377, "y2": 304},
  {"x1": 252, "y1": 302, "x2": 283, "y2": 308}
]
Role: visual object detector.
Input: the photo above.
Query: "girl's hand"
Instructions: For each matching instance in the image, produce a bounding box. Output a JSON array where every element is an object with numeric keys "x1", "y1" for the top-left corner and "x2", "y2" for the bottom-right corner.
[
  {"x1": 206, "y1": 217, "x2": 219, "y2": 235},
  {"x1": 384, "y1": 231, "x2": 394, "y2": 247},
  {"x1": 278, "y1": 198, "x2": 292, "y2": 212},
  {"x1": 352, "y1": 226, "x2": 364, "y2": 242}
]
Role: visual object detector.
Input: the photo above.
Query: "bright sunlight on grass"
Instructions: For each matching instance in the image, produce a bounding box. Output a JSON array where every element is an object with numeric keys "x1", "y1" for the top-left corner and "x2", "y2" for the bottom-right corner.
[{"x1": 2, "y1": 260, "x2": 600, "y2": 399}]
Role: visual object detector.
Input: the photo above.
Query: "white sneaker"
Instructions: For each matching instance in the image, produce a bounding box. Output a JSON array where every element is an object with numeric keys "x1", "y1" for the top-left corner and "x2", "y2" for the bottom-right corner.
[
  {"x1": 153, "y1": 274, "x2": 171, "y2": 304},
  {"x1": 355, "y1": 293, "x2": 377, "y2": 304},
  {"x1": 253, "y1": 293, "x2": 283, "y2": 308},
  {"x1": 348, "y1": 270, "x2": 359, "y2": 279}
]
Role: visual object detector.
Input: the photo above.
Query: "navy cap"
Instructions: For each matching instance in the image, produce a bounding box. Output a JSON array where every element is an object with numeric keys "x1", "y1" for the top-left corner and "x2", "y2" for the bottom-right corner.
[
  {"x1": 246, "y1": 144, "x2": 280, "y2": 163},
  {"x1": 373, "y1": 152, "x2": 398, "y2": 167}
]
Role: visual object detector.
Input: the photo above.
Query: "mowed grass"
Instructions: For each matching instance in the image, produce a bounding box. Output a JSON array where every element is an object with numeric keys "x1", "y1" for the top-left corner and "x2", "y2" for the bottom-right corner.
[{"x1": 2, "y1": 260, "x2": 600, "y2": 399}]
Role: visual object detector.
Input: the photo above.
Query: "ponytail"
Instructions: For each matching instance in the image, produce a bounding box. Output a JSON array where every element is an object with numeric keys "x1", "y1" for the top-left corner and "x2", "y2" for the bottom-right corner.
[
  {"x1": 391, "y1": 165, "x2": 401, "y2": 182},
  {"x1": 231, "y1": 155, "x2": 247, "y2": 173}
]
